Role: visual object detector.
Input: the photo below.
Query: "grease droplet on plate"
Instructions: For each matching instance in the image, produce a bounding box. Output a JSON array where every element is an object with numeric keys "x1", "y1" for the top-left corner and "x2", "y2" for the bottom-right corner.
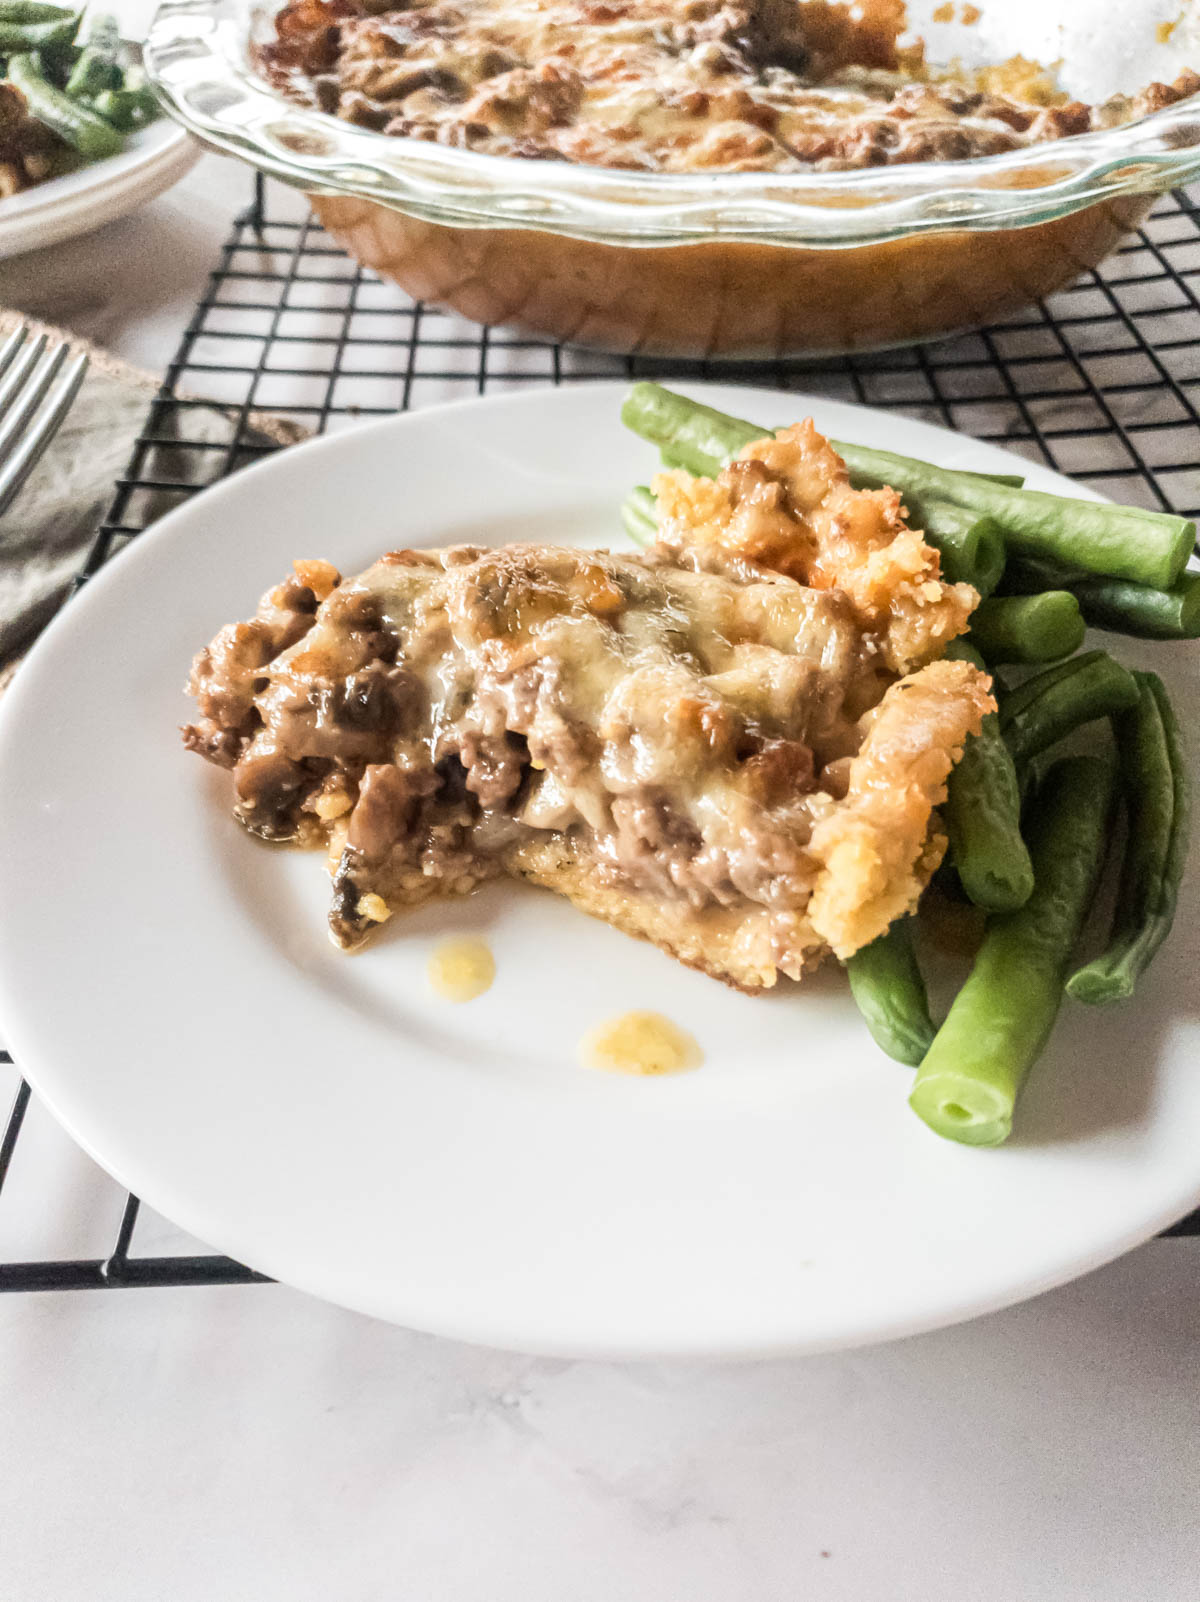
[
  {"x1": 582, "y1": 1011, "x2": 702, "y2": 1076},
  {"x1": 428, "y1": 937, "x2": 495, "y2": 1002}
]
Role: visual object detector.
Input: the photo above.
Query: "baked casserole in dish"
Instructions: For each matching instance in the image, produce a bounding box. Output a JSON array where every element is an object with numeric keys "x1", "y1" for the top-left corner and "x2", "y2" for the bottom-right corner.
[{"x1": 146, "y1": 0, "x2": 1200, "y2": 356}]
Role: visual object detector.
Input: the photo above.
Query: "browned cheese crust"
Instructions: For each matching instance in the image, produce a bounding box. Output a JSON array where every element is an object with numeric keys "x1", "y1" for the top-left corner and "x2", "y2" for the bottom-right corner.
[
  {"x1": 258, "y1": 0, "x2": 1200, "y2": 175},
  {"x1": 183, "y1": 423, "x2": 993, "y2": 989}
]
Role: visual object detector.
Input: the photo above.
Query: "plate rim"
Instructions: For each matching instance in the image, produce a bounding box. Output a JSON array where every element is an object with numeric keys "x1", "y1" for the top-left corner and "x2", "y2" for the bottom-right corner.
[{"x1": 0, "y1": 120, "x2": 198, "y2": 257}]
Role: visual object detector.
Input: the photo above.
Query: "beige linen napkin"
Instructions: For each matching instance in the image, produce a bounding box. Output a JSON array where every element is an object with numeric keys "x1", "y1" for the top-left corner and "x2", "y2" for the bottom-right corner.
[{"x1": 0, "y1": 308, "x2": 309, "y2": 677}]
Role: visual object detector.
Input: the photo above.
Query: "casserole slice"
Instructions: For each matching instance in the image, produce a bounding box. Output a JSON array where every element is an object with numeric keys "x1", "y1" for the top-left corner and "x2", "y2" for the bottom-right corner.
[{"x1": 184, "y1": 429, "x2": 991, "y2": 989}]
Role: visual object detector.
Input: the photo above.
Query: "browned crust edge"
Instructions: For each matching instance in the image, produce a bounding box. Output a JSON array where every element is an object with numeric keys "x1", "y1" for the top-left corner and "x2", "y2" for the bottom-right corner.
[{"x1": 508, "y1": 838, "x2": 789, "y2": 996}]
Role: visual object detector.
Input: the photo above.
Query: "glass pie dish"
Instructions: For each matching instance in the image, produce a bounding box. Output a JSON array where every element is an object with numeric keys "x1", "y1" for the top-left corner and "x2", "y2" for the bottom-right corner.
[{"x1": 145, "y1": 0, "x2": 1200, "y2": 358}]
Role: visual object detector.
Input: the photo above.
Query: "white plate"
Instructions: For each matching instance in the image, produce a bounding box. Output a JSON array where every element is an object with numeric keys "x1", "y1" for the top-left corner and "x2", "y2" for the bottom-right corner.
[
  {"x1": 0, "y1": 117, "x2": 198, "y2": 260},
  {"x1": 0, "y1": 382, "x2": 1197, "y2": 1359}
]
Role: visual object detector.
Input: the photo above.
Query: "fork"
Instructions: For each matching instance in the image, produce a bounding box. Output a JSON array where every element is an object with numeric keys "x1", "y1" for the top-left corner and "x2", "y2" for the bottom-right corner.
[{"x1": 0, "y1": 324, "x2": 90, "y2": 521}]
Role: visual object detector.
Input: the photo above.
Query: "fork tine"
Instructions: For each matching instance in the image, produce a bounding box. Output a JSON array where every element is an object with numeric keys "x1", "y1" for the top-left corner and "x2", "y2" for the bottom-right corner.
[
  {"x1": 0, "y1": 342, "x2": 68, "y2": 464},
  {"x1": 0, "y1": 333, "x2": 47, "y2": 420},
  {"x1": 0, "y1": 325, "x2": 28, "y2": 383},
  {"x1": 0, "y1": 351, "x2": 89, "y2": 520}
]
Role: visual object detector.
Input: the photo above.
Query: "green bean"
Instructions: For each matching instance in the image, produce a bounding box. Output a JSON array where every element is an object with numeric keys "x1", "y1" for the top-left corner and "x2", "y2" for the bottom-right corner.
[
  {"x1": 34, "y1": 39, "x2": 80, "y2": 86},
  {"x1": 659, "y1": 442, "x2": 709, "y2": 474},
  {"x1": 995, "y1": 555, "x2": 1081, "y2": 595},
  {"x1": 974, "y1": 470, "x2": 1025, "y2": 488},
  {"x1": 91, "y1": 84, "x2": 157, "y2": 129},
  {"x1": 828, "y1": 441, "x2": 1193, "y2": 589},
  {"x1": 996, "y1": 650, "x2": 1105, "y2": 723},
  {"x1": 4, "y1": 51, "x2": 122, "y2": 155},
  {"x1": 858, "y1": 463, "x2": 1026, "y2": 492},
  {"x1": 623, "y1": 384, "x2": 1021, "y2": 492},
  {"x1": 910, "y1": 751, "x2": 1117, "y2": 1146},
  {"x1": 0, "y1": 2, "x2": 73, "y2": 16},
  {"x1": 824, "y1": 472, "x2": 1009, "y2": 594},
  {"x1": 1004, "y1": 558, "x2": 1200, "y2": 640},
  {"x1": 0, "y1": 0, "x2": 74, "y2": 25},
  {"x1": 621, "y1": 485, "x2": 657, "y2": 547},
  {"x1": 878, "y1": 466, "x2": 1026, "y2": 489},
  {"x1": 621, "y1": 385, "x2": 762, "y2": 478},
  {"x1": 65, "y1": 11, "x2": 119, "y2": 99},
  {"x1": 1067, "y1": 673, "x2": 1191, "y2": 1004},
  {"x1": 621, "y1": 384, "x2": 1193, "y2": 588},
  {"x1": 0, "y1": 7, "x2": 77, "y2": 50},
  {"x1": 1069, "y1": 573, "x2": 1200, "y2": 641},
  {"x1": 0, "y1": 7, "x2": 69, "y2": 40},
  {"x1": 897, "y1": 468, "x2": 1026, "y2": 489},
  {"x1": 943, "y1": 641, "x2": 1034, "y2": 912},
  {"x1": 1003, "y1": 652, "x2": 1138, "y2": 765},
  {"x1": 846, "y1": 918, "x2": 936, "y2": 1067},
  {"x1": 968, "y1": 592, "x2": 1086, "y2": 664},
  {"x1": 913, "y1": 500, "x2": 1006, "y2": 596}
]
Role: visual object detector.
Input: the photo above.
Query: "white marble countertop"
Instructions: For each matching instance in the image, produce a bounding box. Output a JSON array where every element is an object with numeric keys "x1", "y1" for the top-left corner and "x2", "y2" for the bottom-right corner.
[{"x1": 3, "y1": 111, "x2": 1200, "y2": 1602}]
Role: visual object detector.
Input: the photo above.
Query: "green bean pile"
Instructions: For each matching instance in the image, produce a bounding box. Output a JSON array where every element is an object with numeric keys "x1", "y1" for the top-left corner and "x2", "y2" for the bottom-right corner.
[
  {"x1": 0, "y1": 8, "x2": 157, "y2": 197},
  {"x1": 621, "y1": 382, "x2": 1194, "y2": 1147}
]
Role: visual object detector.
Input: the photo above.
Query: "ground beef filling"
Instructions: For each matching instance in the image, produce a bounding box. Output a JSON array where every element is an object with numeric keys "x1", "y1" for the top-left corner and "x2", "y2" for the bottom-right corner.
[
  {"x1": 257, "y1": 0, "x2": 1200, "y2": 174},
  {"x1": 246, "y1": 545, "x2": 863, "y2": 942}
]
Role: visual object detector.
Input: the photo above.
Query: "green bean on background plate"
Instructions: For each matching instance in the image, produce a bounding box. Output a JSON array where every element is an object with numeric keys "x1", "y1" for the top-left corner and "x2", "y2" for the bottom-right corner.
[
  {"x1": 2, "y1": 12, "x2": 160, "y2": 190},
  {"x1": 91, "y1": 82, "x2": 156, "y2": 129},
  {"x1": 5, "y1": 50, "x2": 123, "y2": 157},
  {"x1": 0, "y1": 2, "x2": 77, "y2": 52},
  {"x1": 845, "y1": 918, "x2": 936, "y2": 1067},
  {"x1": 64, "y1": 9, "x2": 118, "y2": 99},
  {"x1": 0, "y1": 15, "x2": 75, "y2": 50},
  {"x1": 1068, "y1": 672, "x2": 1191, "y2": 1005},
  {"x1": 909, "y1": 750, "x2": 1118, "y2": 1147}
]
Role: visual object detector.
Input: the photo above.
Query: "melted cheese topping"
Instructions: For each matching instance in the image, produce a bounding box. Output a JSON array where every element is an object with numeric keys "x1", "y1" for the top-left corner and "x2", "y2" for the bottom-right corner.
[
  {"x1": 184, "y1": 420, "x2": 994, "y2": 987},
  {"x1": 261, "y1": 0, "x2": 1198, "y2": 175}
]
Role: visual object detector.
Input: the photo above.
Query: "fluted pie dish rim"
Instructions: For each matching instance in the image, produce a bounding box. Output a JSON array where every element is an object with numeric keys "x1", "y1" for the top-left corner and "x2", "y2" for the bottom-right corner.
[{"x1": 145, "y1": 0, "x2": 1200, "y2": 247}]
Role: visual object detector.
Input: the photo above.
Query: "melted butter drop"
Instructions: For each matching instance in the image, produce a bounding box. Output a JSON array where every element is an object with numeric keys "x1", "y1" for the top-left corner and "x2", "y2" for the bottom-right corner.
[
  {"x1": 428, "y1": 937, "x2": 495, "y2": 1003},
  {"x1": 581, "y1": 1011, "x2": 702, "y2": 1076}
]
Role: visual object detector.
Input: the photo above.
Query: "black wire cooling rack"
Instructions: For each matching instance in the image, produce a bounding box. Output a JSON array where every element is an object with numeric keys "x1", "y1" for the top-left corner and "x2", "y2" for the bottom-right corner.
[{"x1": 3, "y1": 173, "x2": 1200, "y2": 1295}]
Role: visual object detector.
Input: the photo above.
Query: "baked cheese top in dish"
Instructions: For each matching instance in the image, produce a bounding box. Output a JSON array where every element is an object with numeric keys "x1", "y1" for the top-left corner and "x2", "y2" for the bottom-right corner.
[
  {"x1": 183, "y1": 421, "x2": 991, "y2": 993},
  {"x1": 258, "y1": 0, "x2": 1200, "y2": 174}
]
